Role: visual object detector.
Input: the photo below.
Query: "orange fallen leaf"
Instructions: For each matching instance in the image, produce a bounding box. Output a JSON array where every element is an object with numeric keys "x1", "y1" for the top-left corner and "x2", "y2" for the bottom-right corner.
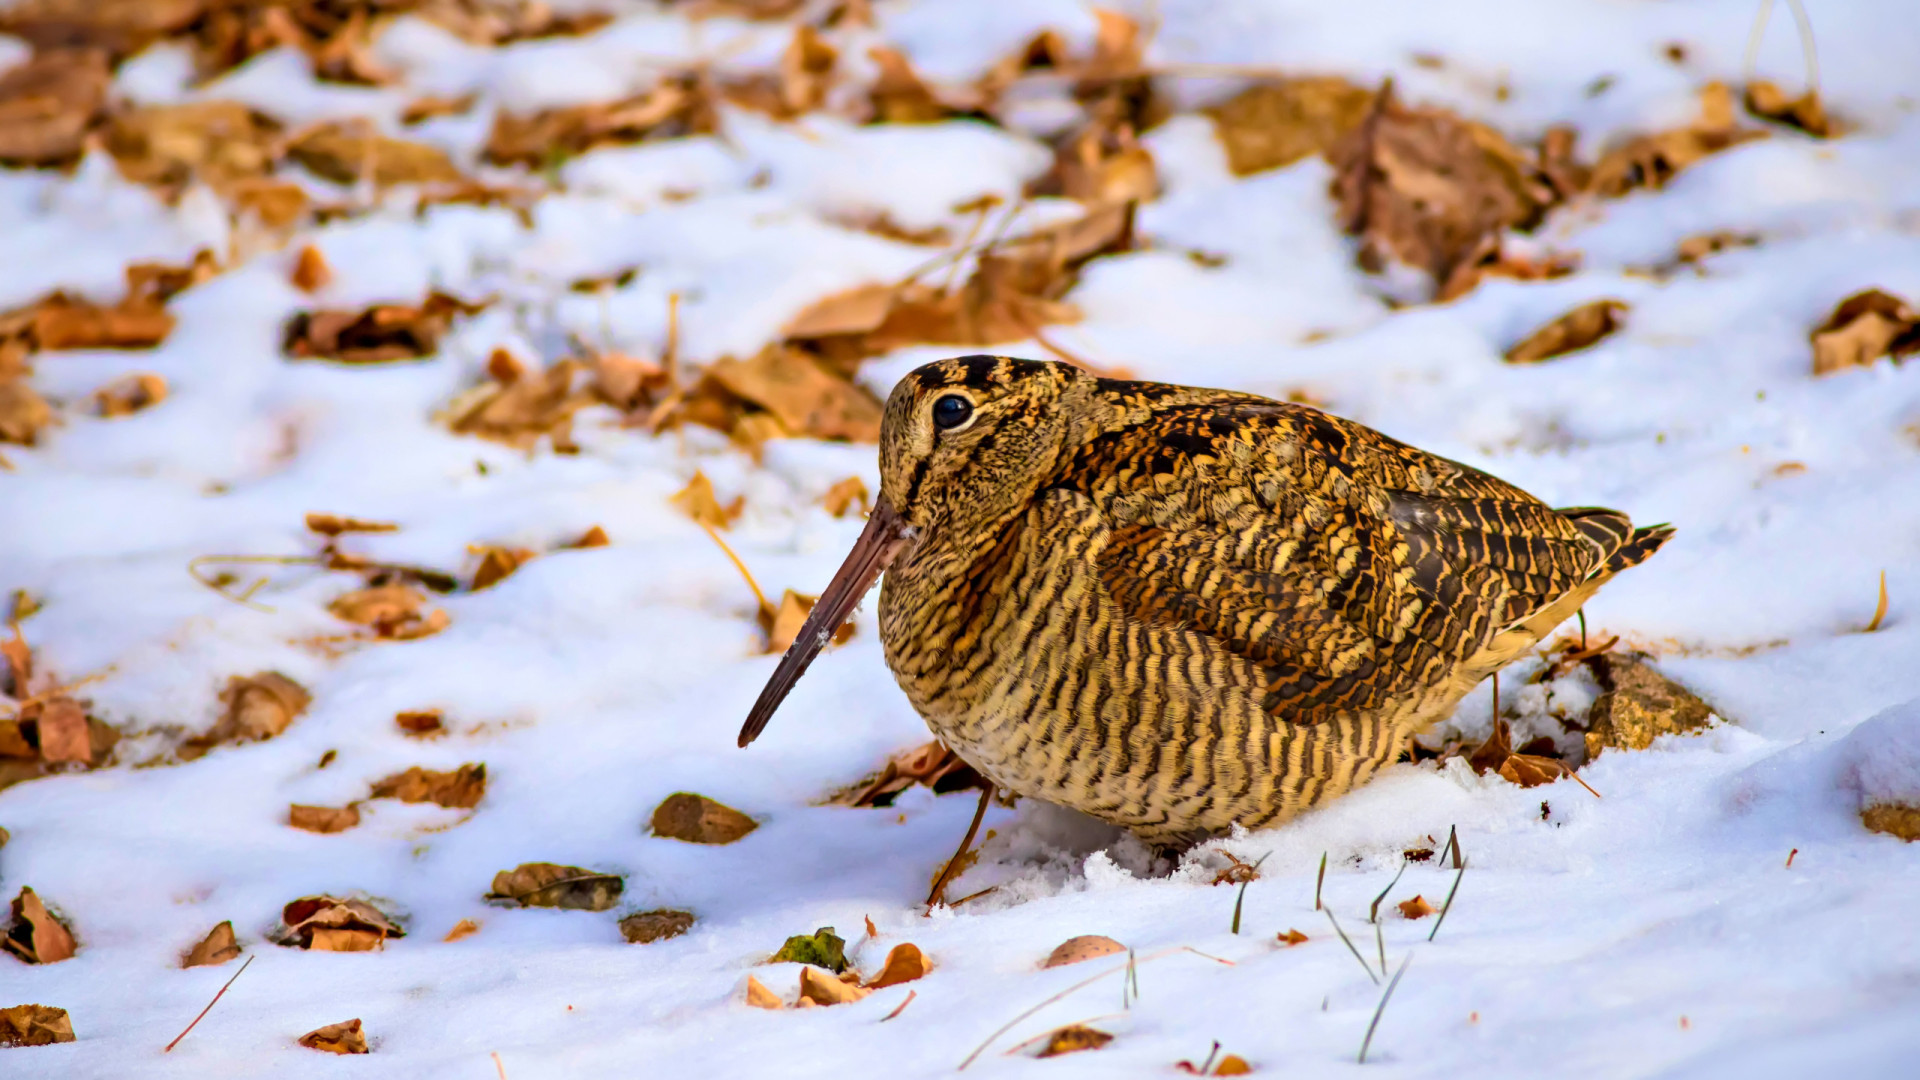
[
  {"x1": 32, "y1": 697, "x2": 90, "y2": 763},
  {"x1": 369, "y1": 763, "x2": 486, "y2": 809},
  {"x1": 289, "y1": 804, "x2": 361, "y2": 834},
  {"x1": 570, "y1": 525, "x2": 611, "y2": 549},
  {"x1": 327, "y1": 585, "x2": 449, "y2": 640},
  {"x1": 671, "y1": 471, "x2": 743, "y2": 532},
  {"x1": 744, "y1": 974, "x2": 783, "y2": 1009},
  {"x1": 1810, "y1": 289, "x2": 1920, "y2": 375},
  {"x1": 443, "y1": 918, "x2": 480, "y2": 942},
  {"x1": 394, "y1": 709, "x2": 444, "y2": 736},
  {"x1": 1043, "y1": 935, "x2": 1126, "y2": 968},
  {"x1": 470, "y1": 546, "x2": 534, "y2": 591},
  {"x1": 1397, "y1": 895, "x2": 1436, "y2": 919},
  {"x1": 1277, "y1": 929, "x2": 1308, "y2": 946},
  {"x1": 1504, "y1": 300, "x2": 1628, "y2": 364},
  {"x1": 291, "y1": 245, "x2": 332, "y2": 293},
  {"x1": 798, "y1": 964, "x2": 869, "y2": 1006},
  {"x1": 1037, "y1": 1024, "x2": 1113, "y2": 1057},
  {"x1": 284, "y1": 292, "x2": 484, "y2": 364},
  {"x1": 298, "y1": 1018, "x2": 368, "y2": 1054},
  {"x1": 304, "y1": 513, "x2": 398, "y2": 536},
  {"x1": 277, "y1": 896, "x2": 404, "y2": 951},
  {"x1": 866, "y1": 942, "x2": 930, "y2": 989},
  {"x1": 763, "y1": 589, "x2": 856, "y2": 654},
  {"x1": 0, "y1": 1003, "x2": 74, "y2": 1047},
  {"x1": 620, "y1": 909, "x2": 694, "y2": 944},
  {"x1": 820, "y1": 476, "x2": 871, "y2": 519},
  {"x1": 183, "y1": 920, "x2": 242, "y2": 968},
  {"x1": 0, "y1": 380, "x2": 52, "y2": 446},
  {"x1": 93, "y1": 372, "x2": 168, "y2": 418},
  {"x1": 4, "y1": 886, "x2": 75, "y2": 964},
  {"x1": 650, "y1": 792, "x2": 758, "y2": 844}
]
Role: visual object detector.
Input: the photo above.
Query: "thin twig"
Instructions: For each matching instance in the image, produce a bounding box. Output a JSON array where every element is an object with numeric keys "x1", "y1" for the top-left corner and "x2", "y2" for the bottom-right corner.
[
  {"x1": 695, "y1": 521, "x2": 770, "y2": 614},
  {"x1": 1368, "y1": 858, "x2": 1410, "y2": 923},
  {"x1": 1230, "y1": 853, "x2": 1269, "y2": 934},
  {"x1": 493, "y1": 1050, "x2": 509, "y2": 1079},
  {"x1": 927, "y1": 782, "x2": 994, "y2": 908},
  {"x1": 881, "y1": 990, "x2": 918, "y2": 1021},
  {"x1": 1357, "y1": 953, "x2": 1414, "y2": 1064},
  {"x1": 1865, "y1": 570, "x2": 1889, "y2": 632},
  {"x1": 1427, "y1": 861, "x2": 1468, "y2": 943},
  {"x1": 1441, "y1": 825, "x2": 1461, "y2": 871},
  {"x1": 1742, "y1": 0, "x2": 1820, "y2": 96},
  {"x1": 1374, "y1": 918, "x2": 1386, "y2": 974},
  {"x1": 1315, "y1": 851, "x2": 1328, "y2": 910},
  {"x1": 164, "y1": 954, "x2": 255, "y2": 1052},
  {"x1": 1322, "y1": 909, "x2": 1379, "y2": 985},
  {"x1": 958, "y1": 948, "x2": 1230, "y2": 1069},
  {"x1": 1566, "y1": 770, "x2": 1604, "y2": 800}
]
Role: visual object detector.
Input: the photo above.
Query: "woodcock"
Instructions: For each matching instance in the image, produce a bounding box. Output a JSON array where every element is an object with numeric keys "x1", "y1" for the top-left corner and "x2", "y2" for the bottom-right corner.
[{"x1": 740, "y1": 356, "x2": 1671, "y2": 847}]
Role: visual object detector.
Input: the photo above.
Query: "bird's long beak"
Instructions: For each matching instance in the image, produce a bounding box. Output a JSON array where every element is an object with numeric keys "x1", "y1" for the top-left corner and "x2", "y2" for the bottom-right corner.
[{"x1": 737, "y1": 498, "x2": 914, "y2": 748}]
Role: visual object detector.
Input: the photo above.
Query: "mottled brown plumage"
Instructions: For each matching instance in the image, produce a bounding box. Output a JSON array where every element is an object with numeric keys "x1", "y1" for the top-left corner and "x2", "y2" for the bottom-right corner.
[{"x1": 741, "y1": 356, "x2": 1670, "y2": 845}]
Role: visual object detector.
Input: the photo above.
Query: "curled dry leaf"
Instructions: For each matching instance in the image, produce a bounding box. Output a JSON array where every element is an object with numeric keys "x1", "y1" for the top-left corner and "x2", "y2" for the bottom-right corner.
[
  {"x1": 394, "y1": 709, "x2": 444, "y2": 736},
  {"x1": 744, "y1": 974, "x2": 783, "y2": 1009},
  {"x1": 1333, "y1": 80, "x2": 1555, "y2": 296},
  {"x1": 184, "y1": 921, "x2": 241, "y2": 968},
  {"x1": 1205, "y1": 77, "x2": 1376, "y2": 176},
  {"x1": 1810, "y1": 290, "x2": 1920, "y2": 376},
  {"x1": 230, "y1": 178, "x2": 309, "y2": 228},
  {"x1": 0, "y1": 1003, "x2": 73, "y2": 1047},
  {"x1": 1585, "y1": 656, "x2": 1715, "y2": 758},
  {"x1": 866, "y1": 942, "x2": 929, "y2": 989},
  {"x1": 1277, "y1": 928, "x2": 1309, "y2": 946},
  {"x1": 287, "y1": 122, "x2": 465, "y2": 188},
  {"x1": 867, "y1": 45, "x2": 961, "y2": 124},
  {"x1": 620, "y1": 909, "x2": 695, "y2": 944},
  {"x1": 278, "y1": 896, "x2": 404, "y2": 952},
  {"x1": 470, "y1": 546, "x2": 534, "y2": 591},
  {"x1": 284, "y1": 291, "x2": 484, "y2": 364},
  {"x1": 327, "y1": 585, "x2": 450, "y2": 640},
  {"x1": 443, "y1": 358, "x2": 594, "y2": 451},
  {"x1": 671, "y1": 471, "x2": 744, "y2": 532},
  {"x1": 289, "y1": 804, "x2": 361, "y2": 834},
  {"x1": 4, "y1": 888, "x2": 75, "y2": 964},
  {"x1": 0, "y1": 49, "x2": 110, "y2": 166},
  {"x1": 703, "y1": 347, "x2": 886, "y2": 444},
  {"x1": 484, "y1": 75, "x2": 715, "y2": 167},
  {"x1": 443, "y1": 918, "x2": 480, "y2": 942},
  {"x1": 305, "y1": 512, "x2": 397, "y2": 536},
  {"x1": 799, "y1": 965, "x2": 869, "y2": 1007},
  {"x1": 1038, "y1": 1024, "x2": 1113, "y2": 1057},
  {"x1": 1861, "y1": 803, "x2": 1920, "y2": 842},
  {"x1": 1397, "y1": 895, "x2": 1435, "y2": 920},
  {"x1": 197, "y1": 671, "x2": 311, "y2": 749},
  {"x1": 0, "y1": 380, "x2": 52, "y2": 446},
  {"x1": 820, "y1": 476, "x2": 871, "y2": 518},
  {"x1": 299, "y1": 1018, "x2": 368, "y2": 1055},
  {"x1": 106, "y1": 102, "x2": 280, "y2": 194},
  {"x1": 291, "y1": 245, "x2": 332, "y2": 293},
  {"x1": 31, "y1": 698, "x2": 89, "y2": 764},
  {"x1": 763, "y1": 590, "x2": 856, "y2": 655},
  {"x1": 92, "y1": 372, "x2": 167, "y2": 418},
  {"x1": 771, "y1": 927, "x2": 848, "y2": 973},
  {"x1": 651, "y1": 791, "x2": 758, "y2": 845},
  {"x1": 1043, "y1": 934, "x2": 1126, "y2": 968},
  {"x1": 832, "y1": 739, "x2": 982, "y2": 807},
  {"x1": 487, "y1": 863, "x2": 625, "y2": 912},
  {"x1": 1504, "y1": 300, "x2": 1628, "y2": 364},
  {"x1": 369, "y1": 763, "x2": 486, "y2": 810},
  {"x1": 1743, "y1": 80, "x2": 1833, "y2": 138},
  {"x1": 1589, "y1": 83, "x2": 1764, "y2": 198}
]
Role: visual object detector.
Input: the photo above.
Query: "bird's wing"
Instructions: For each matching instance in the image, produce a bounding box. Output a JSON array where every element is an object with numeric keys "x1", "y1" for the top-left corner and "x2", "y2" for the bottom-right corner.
[{"x1": 1058, "y1": 398, "x2": 1623, "y2": 725}]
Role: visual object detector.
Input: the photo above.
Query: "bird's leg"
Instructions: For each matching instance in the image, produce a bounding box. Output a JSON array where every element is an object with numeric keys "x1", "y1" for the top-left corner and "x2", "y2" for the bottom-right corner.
[{"x1": 926, "y1": 781, "x2": 994, "y2": 909}]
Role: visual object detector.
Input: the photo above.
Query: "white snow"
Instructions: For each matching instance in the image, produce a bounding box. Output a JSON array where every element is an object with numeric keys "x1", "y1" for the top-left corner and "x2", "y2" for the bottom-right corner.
[{"x1": 4, "y1": 2, "x2": 1920, "y2": 1078}]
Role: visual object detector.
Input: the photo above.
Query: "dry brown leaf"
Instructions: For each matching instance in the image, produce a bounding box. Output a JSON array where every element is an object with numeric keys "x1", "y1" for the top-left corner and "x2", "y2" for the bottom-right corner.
[
  {"x1": 484, "y1": 76, "x2": 714, "y2": 167},
  {"x1": 278, "y1": 896, "x2": 404, "y2": 951},
  {"x1": 299, "y1": 1018, "x2": 368, "y2": 1055},
  {"x1": 471, "y1": 546, "x2": 534, "y2": 591},
  {"x1": 0, "y1": 1003, "x2": 74, "y2": 1047},
  {"x1": 866, "y1": 942, "x2": 929, "y2": 988},
  {"x1": 866, "y1": 46, "x2": 956, "y2": 124},
  {"x1": 570, "y1": 525, "x2": 611, "y2": 549},
  {"x1": 589, "y1": 349, "x2": 666, "y2": 411},
  {"x1": 776, "y1": 24, "x2": 836, "y2": 115},
  {"x1": 620, "y1": 909, "x2": 695, "y2": 944},
  {"x1": 650, "y1": 791, "x2": 758, "y2": 845},
  {"x1": 183, "y1": 920, "x2": 241, "y2": 968},
  {"x1": 762, "y1": 590, "x2": 857, "y2": 655},
  {"x1": 0, "y1": 380, "x2": 52, "y2": 447},
  {"x1": 395, "y1": 709, "x2": 444, "y2": 736},
  {"x1": 1504, "y1": 300, "x2": 1628, "y2": 364},
  {"x1": 1396, "y1": 895, "x2": 1435, "y2": 919},
  {"x1": 1213, "y1": 1055, "x2": 1254, "y2": 1075},
  {"x1": 443, "y1": 918, "x2": 480, "y2": 942},
  {"x1": 305, "y1": 512, "x2": 398, "y2": 536},
  {"x1": 670, "y1": 471, "x2": 744, "y2": 532},
  {"x1": 744, "y1": 974, "x2": 783, "y2": 1009},
  {"x1": 26, "y1": 293, "x2": 175, "y2": 352},
  {"x1": 4, "y1": 887, "x2": 75, "y2": 964},
  {"x1": 1585, "y1": 656, "x2": 1715, "y2": 758},
  {"x1": 1744, "y1": 80, "x2": 1834, "y2": 138},
  {"x1": 1277, "y1": 928, "x2": 1308, "y2": 946},
  {"x1": 1862, "y1": 803, "x2": 1920, "y2": 842},
  {"x1": 206, "y1": 672, "x2": 312, "y2": 746},
  {"x1": 92, "y1": 372, "x2": 168, "y2": 418},
  {"x1": 229, "y1": 178, "x2": 310, "y2": 228},
  {"x1": 327, "y1": 585, "x2": 449, "y2": 640},
  {"x1": 1205, "y1": 77, "x2": 1375, "y2": 176},
  {"x1": 1043, "y1": 934, "x2": 1125, "y2": 968},
  {"x1": 0, "y1": 49, "x2": 109, "y2": 166},
  {"x1": 284, "y1": 291, "x2": 483, "y2": 364},
  {"x1": 369, "y1": 763, "x2": 486, "y2": 809},
  {"x1": 1590, "y1": 83, "x2": 1764, "y2": 198},
  {"x1": 105, "y1": 102, "x2": 280, "y2": 193},
  {"x1": 1333, "y1": 80, "x2": 1555, "y2": 295},
  {"x1": 798, "y1": 964, "x2": 870, "y2": 1006},
  {"x1": 1037, "y1": 101, "x2": 1158, "y2": 206},
  {"x1": 1038, "y1": 1024, "x2": 1113, "y2": 1057},
  {"x1": 32, "y1": 698, "x2": 90, "y2": 763},
  {"x1": 782, "y1": 284, "x2": 899, "y2": 340},
  {"x1": 704, "y1": 347, "x2": 886, "y2": 444},
  {"x1": 486, "y1": 863, "x2": 625, "y2": 911},
  {"x1": 289, "y1": 803, "x2": 361, "y2": 834},
  {"x1": 0, "y1": 720, "x2": 33, "y2": 759},
  {"x1": 443, "y1": 358, "x2": 593, "y2": 451},
  {"x1": 287, "y1": 121, "x2": 464, "y2": 188},
  {"x1": 291, "y1": 245, "x2": 332, "y2": 293},
  {"x1": 402, "y1": 93, "x2": 478, "y2": 126},
  {"x1": 832, "y1": 740, "x2": 982, "y2": 807},
  {"x1": 820, "y1": 476, "x2": 871, "y2": 518},
  {"x1": 1810, "y1": 290, "x2": 1920, "y2": 376}
]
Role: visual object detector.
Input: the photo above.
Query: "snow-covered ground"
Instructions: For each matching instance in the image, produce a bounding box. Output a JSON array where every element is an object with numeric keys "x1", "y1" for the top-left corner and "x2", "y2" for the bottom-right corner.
[{"x1": 3, "y1": 1, "x2": 1920, "y2": 1077}]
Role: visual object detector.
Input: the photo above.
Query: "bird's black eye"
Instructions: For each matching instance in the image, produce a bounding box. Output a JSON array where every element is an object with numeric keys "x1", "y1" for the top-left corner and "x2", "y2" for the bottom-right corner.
[{"x1": 931, "y1": 394, "x2": 973, "y2": 430}]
